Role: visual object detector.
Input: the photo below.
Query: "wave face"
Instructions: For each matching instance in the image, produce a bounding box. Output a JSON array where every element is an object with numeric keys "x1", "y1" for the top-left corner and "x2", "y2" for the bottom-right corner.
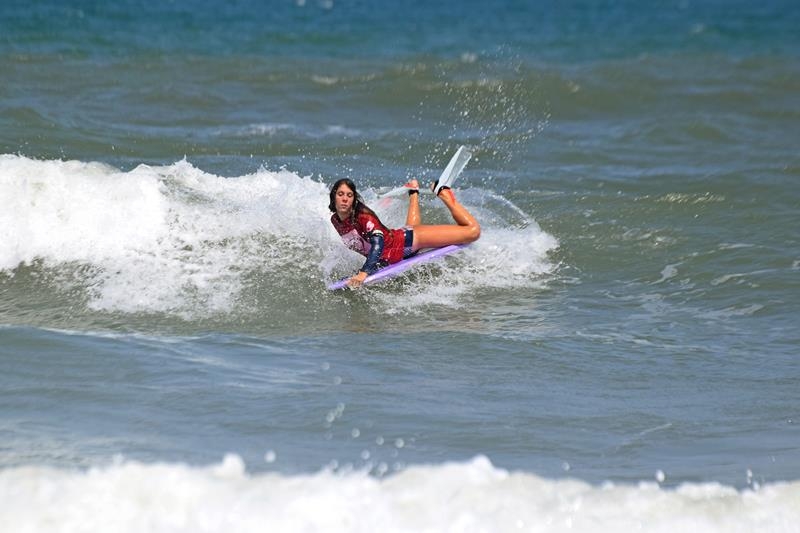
[{"x1": 0, "y1": 154, "x2": 556, "y2": 332}]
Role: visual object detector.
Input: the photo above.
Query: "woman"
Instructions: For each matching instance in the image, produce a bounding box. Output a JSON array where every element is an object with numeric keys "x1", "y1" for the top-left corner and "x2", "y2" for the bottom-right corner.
[{"x1": 329, "y1": 177, "x2": 480, "y2": 288}]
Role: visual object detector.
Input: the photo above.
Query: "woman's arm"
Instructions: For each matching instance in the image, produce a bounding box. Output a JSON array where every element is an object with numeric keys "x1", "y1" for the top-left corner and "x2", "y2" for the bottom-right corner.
[{"x1": 348, "y1": 232, "x2": 384, "y2": 287}]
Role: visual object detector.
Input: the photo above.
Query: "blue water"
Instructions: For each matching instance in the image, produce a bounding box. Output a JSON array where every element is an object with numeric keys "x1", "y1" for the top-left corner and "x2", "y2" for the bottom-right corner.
[{"x1": 2, "y1": 1, "x2": 800, "y2": 530}]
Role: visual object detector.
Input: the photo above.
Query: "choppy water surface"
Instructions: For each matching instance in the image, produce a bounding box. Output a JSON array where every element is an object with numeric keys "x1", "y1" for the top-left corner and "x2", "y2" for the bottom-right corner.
[{"x1": 1, "y1": 1, "x2": 799, "y2": 530}]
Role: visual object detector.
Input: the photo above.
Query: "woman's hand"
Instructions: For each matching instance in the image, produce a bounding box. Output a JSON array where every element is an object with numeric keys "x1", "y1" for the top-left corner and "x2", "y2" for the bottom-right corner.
[{"x1": 347, "y1": 271, "x2": 369, "y2": 288}]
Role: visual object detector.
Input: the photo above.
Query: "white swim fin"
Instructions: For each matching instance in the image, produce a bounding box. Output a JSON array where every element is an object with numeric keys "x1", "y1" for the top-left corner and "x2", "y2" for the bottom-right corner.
[
  {"x1": 380, "y1": 145, "x2": 473, "y2": 199},
  {"x1": 432, "y1": 145, "x2": 472, "y2": 196}
]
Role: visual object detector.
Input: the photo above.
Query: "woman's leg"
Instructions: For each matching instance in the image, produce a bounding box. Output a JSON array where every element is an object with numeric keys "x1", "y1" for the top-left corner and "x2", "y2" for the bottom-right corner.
[
  {"x1": 405, "y1": 179, "x2": 421, "y2": 226},
  {"x1": 411, "y1": 188, "x2": 480, "y2": 250}
]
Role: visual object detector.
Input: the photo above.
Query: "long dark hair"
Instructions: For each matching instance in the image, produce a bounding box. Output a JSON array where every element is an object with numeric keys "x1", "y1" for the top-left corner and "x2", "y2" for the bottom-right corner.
[{"x1": 329, "y1": 178, "x2": 374, "y2": 219}]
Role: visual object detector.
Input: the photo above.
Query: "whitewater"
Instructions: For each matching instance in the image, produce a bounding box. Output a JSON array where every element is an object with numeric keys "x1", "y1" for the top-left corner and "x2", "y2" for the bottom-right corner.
[{"x1": 3, "y1": 455, "x2": 799, "y2": 533}]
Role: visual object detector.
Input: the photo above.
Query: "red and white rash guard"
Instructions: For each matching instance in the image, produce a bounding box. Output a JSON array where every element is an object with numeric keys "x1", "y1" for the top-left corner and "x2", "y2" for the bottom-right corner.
[{"x1": 330, "y1": 209, "x2": 406, "y2": 268}]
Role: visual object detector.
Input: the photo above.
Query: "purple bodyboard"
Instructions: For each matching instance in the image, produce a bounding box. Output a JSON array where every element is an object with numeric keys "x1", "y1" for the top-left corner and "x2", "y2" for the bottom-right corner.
[{"x1": 327, "y1": 244, "x2": 468, "y2": 290}]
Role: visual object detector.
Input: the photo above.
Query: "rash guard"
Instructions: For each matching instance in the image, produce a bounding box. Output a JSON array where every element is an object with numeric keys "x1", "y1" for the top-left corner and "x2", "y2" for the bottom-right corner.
[{"x1": 330, "y1": 209, "x2": 406, "y2": 274}]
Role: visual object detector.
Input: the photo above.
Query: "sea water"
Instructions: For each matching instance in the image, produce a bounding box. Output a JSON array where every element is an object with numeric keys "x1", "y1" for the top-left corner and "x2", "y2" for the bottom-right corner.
[{"x1": 1, "y1": 1, "x2": 799, "y2": 531}]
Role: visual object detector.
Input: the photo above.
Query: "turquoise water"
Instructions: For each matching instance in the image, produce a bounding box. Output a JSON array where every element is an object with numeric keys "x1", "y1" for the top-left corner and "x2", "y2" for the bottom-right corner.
[{"x1": 2, "y1": 1, "x2": 800, "y2": 530}]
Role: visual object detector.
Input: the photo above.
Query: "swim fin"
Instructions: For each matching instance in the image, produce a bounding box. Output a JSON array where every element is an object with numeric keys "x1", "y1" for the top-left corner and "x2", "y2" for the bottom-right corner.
[{"x1": 432, "y1": 145, "x2": 472, "y2": 196}]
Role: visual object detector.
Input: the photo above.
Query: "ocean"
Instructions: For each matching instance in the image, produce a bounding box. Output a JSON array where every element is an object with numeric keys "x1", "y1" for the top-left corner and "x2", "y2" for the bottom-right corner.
[{"x1": 1, "y1": 0, "x2": 799, "y2": 531}]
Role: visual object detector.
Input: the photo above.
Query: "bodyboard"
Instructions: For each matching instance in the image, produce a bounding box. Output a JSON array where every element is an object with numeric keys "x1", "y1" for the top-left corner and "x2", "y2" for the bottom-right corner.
[{"x1": 327, "y1": 244, "x2": 468, "y2": 290}]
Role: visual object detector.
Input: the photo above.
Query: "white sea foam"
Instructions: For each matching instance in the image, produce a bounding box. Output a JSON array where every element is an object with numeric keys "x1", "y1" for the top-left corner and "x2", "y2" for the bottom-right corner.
[
  {"x1": 1, "y1": 155, "x2": 557, "y2": 316},
  {"x1": 654, "y1": 262, "x2": 681, "y2": 284},
  {"x1": 219, "y1": 123, "x2": 363, "y2": 139},
  {"x1": 0, "y1": 155, "x2": 333, "y2": 314},
  {"x1": 1, "y1": 455, "x2": 797, "y2": 533}
]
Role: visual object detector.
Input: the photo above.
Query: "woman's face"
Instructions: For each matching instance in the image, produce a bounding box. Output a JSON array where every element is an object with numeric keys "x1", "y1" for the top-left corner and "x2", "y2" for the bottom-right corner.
[{"x1": 334, "y1": 183, "x2": 355, "y2": 218}]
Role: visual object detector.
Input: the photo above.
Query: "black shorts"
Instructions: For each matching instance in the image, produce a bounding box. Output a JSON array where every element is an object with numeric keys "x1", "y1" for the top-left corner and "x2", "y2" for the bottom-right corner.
[{"x1": 402, "y1": 228, "x2": 415, "y2": 258}]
